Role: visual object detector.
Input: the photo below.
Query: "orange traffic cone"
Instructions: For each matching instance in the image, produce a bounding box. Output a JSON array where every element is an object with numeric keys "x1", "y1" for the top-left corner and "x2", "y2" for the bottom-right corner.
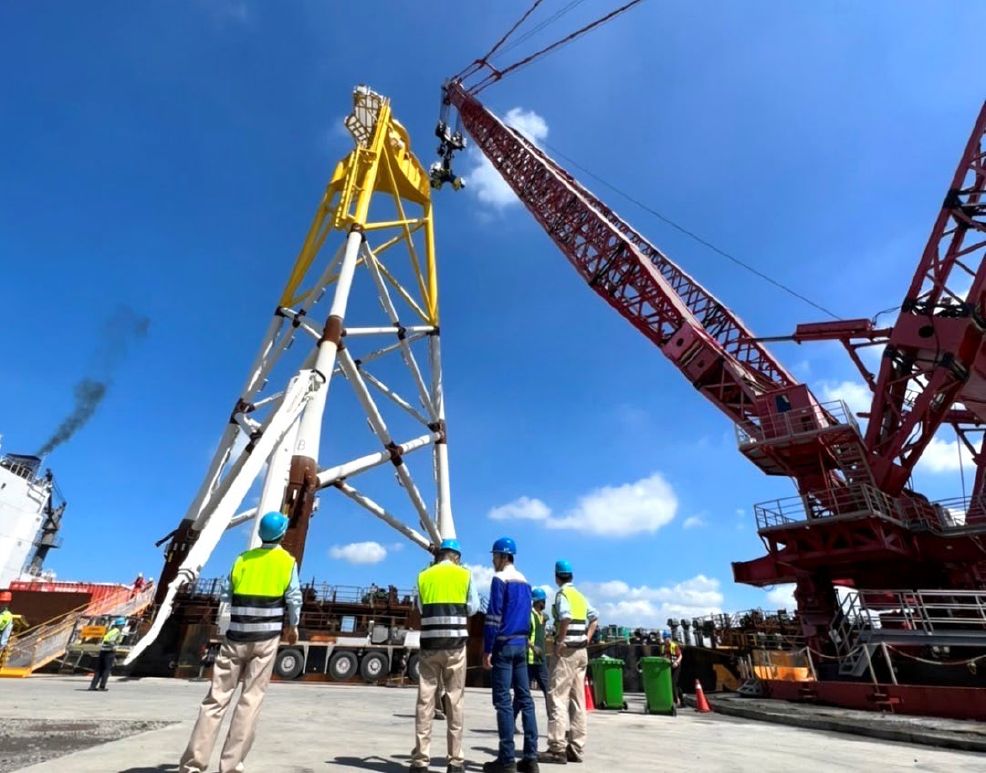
[
  {"x1": 694, "y1": 679, "x2": 712, "y2": 713},
  {"x1": 584, "y1": 675, "x2": 595, "y2": 711}
]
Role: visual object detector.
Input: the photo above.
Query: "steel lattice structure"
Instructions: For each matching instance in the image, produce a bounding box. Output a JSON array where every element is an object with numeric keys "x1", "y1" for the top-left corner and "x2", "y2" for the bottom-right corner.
[
  {"x1": 129, "y1": 87, "x2": 454, "y2": 663},
  {"x1": 439, "y1": 78, "x2": 986, "y2": 654}
]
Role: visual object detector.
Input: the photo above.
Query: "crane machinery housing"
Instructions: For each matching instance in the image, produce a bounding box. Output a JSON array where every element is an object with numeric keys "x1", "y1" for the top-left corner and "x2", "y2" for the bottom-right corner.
[{"x1": 430, "y1": 1, "x2": 986, "y2": 718}]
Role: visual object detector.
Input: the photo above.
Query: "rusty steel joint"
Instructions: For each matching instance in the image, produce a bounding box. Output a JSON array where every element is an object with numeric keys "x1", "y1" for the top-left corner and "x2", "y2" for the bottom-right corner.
[{"x1": 386, "y1": 442, "x2": 405, "y2": 466}]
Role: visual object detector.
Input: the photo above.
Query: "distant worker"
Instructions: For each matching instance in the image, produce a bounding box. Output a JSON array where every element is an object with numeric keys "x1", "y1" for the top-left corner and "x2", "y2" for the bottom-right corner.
[
  {"x1": 411, "y1": 538, "x2": 479, "y2": 773},
  {"x1": 131, "y1": 572, "x2": 145, "y2": 598},
  {"x1": 515, "y1": 587, "x2": 549, "y2": 726},
  {"x1": 89, "y1": 617, "x2": 126, "y2": 691},
  {"x1": 539, "y1": 560, "x2": 598, "y2": 765},
  {"x1": 0, "y1": 592, "x2": 14, "y2": 654},
  {"x1": 178, "y1": 511, "x2": 302, "y2": 773},
  {"x1": 661, "y1": 631, "x2": 683, "y2": 707},
  {"x1": 482, "y1": 537, "x2": 538, "y2": 773}
]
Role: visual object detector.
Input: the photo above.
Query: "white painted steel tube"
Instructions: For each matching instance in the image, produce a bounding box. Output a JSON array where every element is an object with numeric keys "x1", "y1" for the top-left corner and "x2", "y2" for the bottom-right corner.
[
  {"x1": 250, "y1": 419, "x2": 300, "y2": 548},
  {"x1": 361, "y1": 369, "x2": 431, "y2": 427},
  {"x1": 429, "y1": 333, "x2": 454, "y2": 539},
  {"x1": 343, "y1": 325, "x2": 436, "y2": 337},
  {"x1": 335, "y1": 482, "x2": 431, "y2": 551},
  {"x1": 315, "y1": 432, "x2": 436, "y2": 489},
  {"x1": 337, "y1": 348, "x2": 441, "y2": 545},
  {"x1": 295, "y1": 230, "x2": 363, "y2": 461}
]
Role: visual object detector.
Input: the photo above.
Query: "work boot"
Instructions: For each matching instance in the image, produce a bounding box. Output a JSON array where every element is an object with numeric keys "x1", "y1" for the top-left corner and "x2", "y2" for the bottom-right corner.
[
  {"x1": 435, "y1": 709, "x2": 446, "y2": 720},
  {"x1": 538, "y1": 751, "x2": 567, "y2": 765},
  {"x1": 408, "y1": 764, "x2": 428, "y2": 772},
  {"x1": 447, "y1": 765, "x2": 465, "y2": 773},
  {"x1": 518, "y1": 759, "x2": 540, "y2": 773},
  {"x1": 482, "y1": 760, "x2": 517, "y2": 773},
  {"x1": 565, "y1": 747, "x2": 582, "y2": 763}
]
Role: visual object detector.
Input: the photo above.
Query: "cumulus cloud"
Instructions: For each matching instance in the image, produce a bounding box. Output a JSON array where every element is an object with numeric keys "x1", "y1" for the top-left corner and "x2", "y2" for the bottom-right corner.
[
  {"x1": 582, "y1": 575, "x2": 724, "y2": 629},
  {"x1": 765, "y1": 584, "x2": 797, "y2": 609},
  {"x1": 487, "y1": 472, "x2": 678, "y2": 538},
  {"x1": 466, "y1": 107, "x2": 548, "y2": 209},
  {"x1": 682, "y1": 515, "x2": 706, "y2": 530},
  {"x1": 329, "y1": 541, "x2": 387, "y2": 565},
  {"x1": 489, "y1": 496, "x2": 551, "y2": 521},
  {"x1": 917, "y1": 434, "x2": 974, "y2": 474},
  {"x1": 818, "y1": 380, "x2": 872, "y2": 415}
]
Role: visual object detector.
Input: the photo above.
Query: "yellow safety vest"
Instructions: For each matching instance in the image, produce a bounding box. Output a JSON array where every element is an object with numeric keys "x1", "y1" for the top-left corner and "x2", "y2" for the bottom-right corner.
[
  {"x1": 0, "y1": 610, "x2": 12, "y2": 632},
  {"x1": 417, "y1": 561, "x2": 470, "y2": 650},
  {"x1": 101, "y1": 627, "x2": 123, "y2": 651},
  {"x1": 528, "y1": 609, "x2": 545, "y2": 664},
  {"x1": 228, "y1": 545, "x2": 296, "y2": 643},
  {"x1": 555, "y1": 585, "x2": 589, "y2": 648}
]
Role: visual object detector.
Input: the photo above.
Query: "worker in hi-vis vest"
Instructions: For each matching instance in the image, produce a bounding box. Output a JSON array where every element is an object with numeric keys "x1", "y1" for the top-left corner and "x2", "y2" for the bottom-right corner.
[
  {"x1": 515, "y1": 586, "x2": 549, "y2": 726},
  {"x1": 0, "y1": 591, "x2": 15, "y2": 653},
  {"x1": 539, "y1": 560, "x2": 598, "y2": 765},
  {"x1": 410, "y1": 538, "x2": 479, "y2": 773},
  {"x1": 179, "y1": 511, "x2": 302, "y2": 773},
  {"x1": 89, "y1": 617, "x2": 126, "y2": 691},
  {"x1": 661, "y1": 630, "x2": 684, "y2": 707}
]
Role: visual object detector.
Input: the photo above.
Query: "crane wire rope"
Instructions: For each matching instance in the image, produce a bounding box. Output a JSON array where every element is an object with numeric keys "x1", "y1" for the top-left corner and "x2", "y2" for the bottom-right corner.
[{"x1": 494, "y1": 0, "x2": 590, "y2": 60}]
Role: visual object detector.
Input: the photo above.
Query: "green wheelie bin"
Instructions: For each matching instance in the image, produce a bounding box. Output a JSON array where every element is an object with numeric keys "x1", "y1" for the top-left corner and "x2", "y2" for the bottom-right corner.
[
  {"x1": 640, "y1": 656, "x2": 676, "y2": 716},
  {"x1": 588, "y1": 656, "x2": 626, "y2": 710}
]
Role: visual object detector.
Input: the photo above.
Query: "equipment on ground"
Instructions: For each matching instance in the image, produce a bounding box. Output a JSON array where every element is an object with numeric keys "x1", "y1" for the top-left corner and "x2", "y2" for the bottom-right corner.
[
  {"x1": 588, "y1": 656, "x2": 627, "y2": 711},
  {"x1": 640, "y1": 656, "x2": 676, "y2": 716}
]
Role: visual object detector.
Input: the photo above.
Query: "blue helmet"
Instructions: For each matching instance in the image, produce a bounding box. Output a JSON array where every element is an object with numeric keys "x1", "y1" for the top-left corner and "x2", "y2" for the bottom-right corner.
[
  {"x1": 662, "y1": 630, "x2": 672, "y2": 639},
  {"x1": 259, "y1": 511, "x2": 289, "y2": 543},
  {"x1": 532, "y1": 588, "x2": 547, "y2": 603},
  {"x1": 491, "y1": 537, "x2": 516, "y2": 556},
  {"x1": 555, "y1": 559, "x2": 573, "y2": 575},
  {"x1": 438, "y1": 538, "x2": 461, "y2": 555},
  {"x1": 114, "y1": 617, "x2": 126, "y2": 627}
]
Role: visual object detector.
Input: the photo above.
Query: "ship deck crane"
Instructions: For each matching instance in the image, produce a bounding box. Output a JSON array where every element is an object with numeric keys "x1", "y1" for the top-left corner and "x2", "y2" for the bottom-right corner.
[{"x1": 431, "y1": 1, "x2": 986, "y2": 656}]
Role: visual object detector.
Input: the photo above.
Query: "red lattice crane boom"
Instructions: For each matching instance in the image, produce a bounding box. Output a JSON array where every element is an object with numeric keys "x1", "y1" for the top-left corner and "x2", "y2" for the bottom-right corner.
[{"x1": 438, "y1": 67, "x2": 986, "y2": 653}]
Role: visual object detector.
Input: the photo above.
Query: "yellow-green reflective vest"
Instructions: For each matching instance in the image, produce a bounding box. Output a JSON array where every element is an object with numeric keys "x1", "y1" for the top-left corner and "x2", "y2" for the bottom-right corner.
[
  {"x1": 101, "y1": 627, "x2": 123, "y2": 651},
  {"x1": 528, "y1": 609, "x2": 545, "y2": 664},
  {"x1": 0, "y1": 610, "x2": 13, "y2": 633},
  {"x1": 417, "y1": 561, "x2": 470, "y2": 650},
  {"x1": 228, "y1": 545, "x2": 296, "y2": 643},
  {"x1": 556, "y1": 585, "x2": 589, "y2": 648}
]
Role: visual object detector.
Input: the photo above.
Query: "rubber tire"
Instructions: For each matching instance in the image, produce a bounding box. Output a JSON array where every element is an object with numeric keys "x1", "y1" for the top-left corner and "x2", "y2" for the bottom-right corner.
[
  {"x1": 328, "y1": 650, "x2": 358, "y2": 681},
  {"x1": 360, "y1": 652, "x2": 389, "y2": 683},
  {"x1": 406, "y1": 653, "x2": 420, "y2": 683},
  {"x1": 274, "y1": 648, "x2": 304, "y2": 680}
]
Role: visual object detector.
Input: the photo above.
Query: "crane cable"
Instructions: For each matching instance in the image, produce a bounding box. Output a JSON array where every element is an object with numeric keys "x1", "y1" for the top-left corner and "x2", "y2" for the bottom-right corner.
[
  {"x1": 541, "y1": 141, "x2": 843, "y2": 320},
  {"x1": 455, "y1": 0, "x2": 646, "y2": 95}
]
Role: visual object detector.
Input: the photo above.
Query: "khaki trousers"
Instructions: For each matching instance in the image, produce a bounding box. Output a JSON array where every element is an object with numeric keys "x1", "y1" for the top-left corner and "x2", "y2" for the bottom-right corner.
[
  {"x1": 179, "y1": 636, "x2": 280, "y2": 773},
  {"x1": 546, "y1": 646, "x2": 588, "y2": 755},
  {"x1": 412, "y1": 646, "x2": 466, "y2": 767}
]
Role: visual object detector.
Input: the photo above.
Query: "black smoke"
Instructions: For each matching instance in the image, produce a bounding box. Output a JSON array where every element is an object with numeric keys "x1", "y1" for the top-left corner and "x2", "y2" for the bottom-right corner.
[{"x1": 36, "y1": 306, "x2": 150, "y2": 456}]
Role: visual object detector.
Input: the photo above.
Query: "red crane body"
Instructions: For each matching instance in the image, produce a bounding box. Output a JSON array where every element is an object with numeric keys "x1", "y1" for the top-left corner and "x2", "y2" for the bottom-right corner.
[{"x1": 444, "y1": 79, "x2": 986, "y2": 652}]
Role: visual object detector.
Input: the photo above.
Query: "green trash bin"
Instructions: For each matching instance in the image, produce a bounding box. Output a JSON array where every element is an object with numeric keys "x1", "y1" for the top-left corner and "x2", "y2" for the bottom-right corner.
[
  {"x1": 588, "y1": 656, "x2": 625, "y2": 710},
  {"x1": 640, "y1": 656, "x2": 676, "y2": 716}
]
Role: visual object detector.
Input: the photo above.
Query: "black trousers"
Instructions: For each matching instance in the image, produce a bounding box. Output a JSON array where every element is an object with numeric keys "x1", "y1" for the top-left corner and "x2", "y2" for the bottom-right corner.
[
  {"x1": 90, "y1": 650, "x2": 115, "y2": 689},
  {"x1": 671, "y1": 665, "x2": 681, "y2": 703},
  {"x1": 514, "y1": 661, "x2": 550, "y2": 718}
]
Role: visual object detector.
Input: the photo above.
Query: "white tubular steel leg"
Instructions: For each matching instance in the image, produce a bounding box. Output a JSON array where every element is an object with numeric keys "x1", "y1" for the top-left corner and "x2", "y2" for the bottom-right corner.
[
  {"x1": 125, "y1": 371, "x2": 317, "y2": 665},
  {"x1": 361, "y1": 244, "x2": 437, "y2": 418},
  {"x1": 294, "y1": 230, "x2": 363, "y2": 460},
  {"x1": 360, "y1": 368, "x2": 431, "y2": 427},
  {"x1": 337, "y1": 348, "x2": 442, "y2": 545},
  {"x1": 249, "y1": 419, "x2": 301, "y2": 548},
  {"x1": 335, "y1": 482, "x2": 431, "y2": 550},
  {"x1": 429, "y1": 333, "x2": 454, "y2": 539}
]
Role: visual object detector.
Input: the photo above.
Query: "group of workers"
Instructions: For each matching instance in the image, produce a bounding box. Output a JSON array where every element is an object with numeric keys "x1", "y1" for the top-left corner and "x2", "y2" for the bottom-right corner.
[
  {"x1": 0, "y1": 591, "x2": 14, "y2": 656},
  {"x1": 166, "y1": 512, "x2": 602, "y2": 773}
]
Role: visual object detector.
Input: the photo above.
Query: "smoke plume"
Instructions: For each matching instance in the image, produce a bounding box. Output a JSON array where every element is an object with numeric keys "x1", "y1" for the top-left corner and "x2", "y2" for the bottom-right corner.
[{"x1": 36, "y1": 306, "x2": 150, "y2": 456}]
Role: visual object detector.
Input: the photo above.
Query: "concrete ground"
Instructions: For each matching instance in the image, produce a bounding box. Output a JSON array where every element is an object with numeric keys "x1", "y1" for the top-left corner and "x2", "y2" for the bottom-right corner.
[{"x1": 1, "y1": 675, "x2": 983, "y2": 772}]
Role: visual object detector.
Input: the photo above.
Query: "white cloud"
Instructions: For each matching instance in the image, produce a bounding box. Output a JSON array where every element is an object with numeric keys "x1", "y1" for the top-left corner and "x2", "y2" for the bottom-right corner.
[
  {"x1": 489, "y1": 496, "x2": 551, "y2": 522},
  {"x1": 682, "y1": 515, "x2": 706, "y2": 529},
  {"x1": 329, "y1": 541, "x2": 387, "y2": 565},
  {"x1": 917, "y1": 434, "x2": 974, "y2": 474},
  {"x1": 466, "y1": 107, "x2": 549, "y2": 209},
  {"x1": 818, "y1": 380, "x2": 872, "y2": 415},
  {"x1": 583, "y1": 575, "x2": 724, "y2": 629},
  {"x1": 765, "y1": 584, "x2": 797, "y2": 609},
  {"x1": 200, "y1": 0, "x2": 251, "y2": 25},
  {"x1": 547, "y1": 472, "x2": 678, "y2": 537}
]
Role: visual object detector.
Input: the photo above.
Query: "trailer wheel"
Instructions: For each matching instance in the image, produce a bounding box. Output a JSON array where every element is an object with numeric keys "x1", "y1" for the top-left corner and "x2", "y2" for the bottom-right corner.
[
  {"x1": 274, "y1": 648, "x2": 304, "y2": 680},
  {"x1": 406, "y1": 654, "x2": 420, "y2": 683},
  {"x1": 360, "y1": 652, "x2": 389, "y2": 683},
  {"x1": 328, "y1": 650, "x2": 358, "y2": 681}
]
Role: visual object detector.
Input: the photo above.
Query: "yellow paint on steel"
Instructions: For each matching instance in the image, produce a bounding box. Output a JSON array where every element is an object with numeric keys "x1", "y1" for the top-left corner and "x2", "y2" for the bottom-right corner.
[{"x1": 276, "y1": 89, "x2": 439, "y2": 324}]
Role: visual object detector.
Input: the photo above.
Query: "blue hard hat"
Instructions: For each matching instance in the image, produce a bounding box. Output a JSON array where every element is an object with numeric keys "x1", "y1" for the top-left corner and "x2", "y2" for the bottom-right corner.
[
  {"x1": 439, "y1": 538, "x2": 461, "y2": 555},
  {"x1": 259, "y1": 511, "x2": 289, "y2": 543},
  {"x1": 662, "y1": 630, "x2": 672, "y2": 638},
  {"x1": 491, "y1": 537, "x2": 516, "y2": 556},
  {"x1": 532, "y1": 588, "x2": 547, "y2": 603},
  {"x1": 114, "y1": 617, "x2": 126, "y2": 627},
  {"x1": 555, "y1": 559, "x2": 573, "y2": 575}
]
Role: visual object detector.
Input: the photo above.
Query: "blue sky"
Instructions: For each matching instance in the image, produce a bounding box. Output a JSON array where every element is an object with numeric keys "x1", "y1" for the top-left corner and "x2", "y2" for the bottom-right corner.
[{"x1": 2, "y1": 1, "x2": 983, "y2": 627}]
